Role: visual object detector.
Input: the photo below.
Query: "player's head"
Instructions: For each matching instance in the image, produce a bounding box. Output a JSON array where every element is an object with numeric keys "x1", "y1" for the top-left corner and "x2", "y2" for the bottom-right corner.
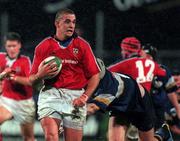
[
  {"x1": 3, "y1": 32, "x2": 22, "y2": 59},
  {"x1": 120, "y1": 37, "x2": 141, "y2": 59},
  {"x1": 172, "y1": 69, "x2": 180, "y2": 76},
  {"x1": 172, "y1": 69, "x2": 180, "y2": 94},
  {"x1": 96, "y1": 58, "x2": 106, "y2": 79},
  {"x1": 142, "y1": 43, "x2": 157, "y2": 60},
  {"x1": 55, "y1": 8, "x2": 76, "y2": 40}
]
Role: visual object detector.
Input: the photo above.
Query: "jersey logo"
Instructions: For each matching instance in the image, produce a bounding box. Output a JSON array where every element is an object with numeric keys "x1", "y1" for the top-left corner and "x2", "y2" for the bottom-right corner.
[
  {"x1": 15, "y1": 67, "x2": 21, "y2": 73},
  {"x1": 73, "y1": 48, "x2": 79, "y2": 55}
]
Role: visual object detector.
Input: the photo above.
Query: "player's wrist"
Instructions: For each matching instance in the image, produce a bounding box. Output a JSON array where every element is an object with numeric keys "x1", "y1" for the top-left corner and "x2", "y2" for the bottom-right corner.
[
  {"x1": 81, "y1": 93, "x2": 89, "y2": 102},
  {"x1": 29, "y1": 74, "x2": 40, "y2": 84},
  {"x1": 10, "y1": 75, "x2": 17, "y2": 81},
  {"x1": 0, "y1": 71, "x2": 7, "y2": 80}
]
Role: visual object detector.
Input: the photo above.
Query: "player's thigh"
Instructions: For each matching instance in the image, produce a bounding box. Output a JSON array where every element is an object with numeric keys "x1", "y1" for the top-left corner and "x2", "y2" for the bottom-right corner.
[
  {"x1": 64, "y1": 127, "x2": 83, "y2": 141},
  {"x1": 20, "y1": 122, "x2": 34, "y2": 138},
  {"x1": 0, "y1": 106, "x2": 13, "y2": 123},
  {"x1": 40, "y1": 117, "x2": 61, "y2": 137},
  {"x1": 108, "y1": 116, "x2": 128, "y2": 141},
  {"x1": 139, "y1": 128, "x2": 157, "y2": 141}
]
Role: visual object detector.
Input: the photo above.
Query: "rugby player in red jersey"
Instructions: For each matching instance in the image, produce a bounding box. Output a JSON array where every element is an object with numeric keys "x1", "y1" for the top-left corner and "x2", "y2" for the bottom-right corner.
[
  {"x1": 11, "y1": 9, "x2": 100, "y2": 141},
  {"x1": 108, "y1": 37, "x2": 166, "y2": 92},
  {"x1": 0, "y1": 32, "x2": 35, "y2": 141}
]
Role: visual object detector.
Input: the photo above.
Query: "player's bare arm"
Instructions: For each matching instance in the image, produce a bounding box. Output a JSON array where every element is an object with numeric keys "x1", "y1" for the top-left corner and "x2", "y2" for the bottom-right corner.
[
  {"x1": 0, "y1": 67, "x2": 15, "y2": 81},
  {"x1": 73, "y1": 73, "x2": 100, "y2": 107},
  {"x1": 168, "y1": 92, "x2": 180, "y2": 119},
  {"x1": 10, "y1": 60, "x2": 58, "y2": 86},
  {"x1": 83, "y1": 73, "x2": 100, "y2": 98},
  {"x1": 87, "y1": 103, "x2": 100, "y2": 115}
]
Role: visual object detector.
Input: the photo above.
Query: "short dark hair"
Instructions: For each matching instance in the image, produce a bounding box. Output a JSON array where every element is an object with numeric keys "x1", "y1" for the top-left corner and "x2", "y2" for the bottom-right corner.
[
  {"x1": 172, "y1": 69, "x2": 180, "y2": 76},
  {"x1": 3, "y1": 32, "x2": 22, "y2": 44},
  {"x1": 142, "y1": 43, "x2": 157, "y2": 60},
  {"x1": 55, "y1": 8, "x2": 75, "y2": 21}
]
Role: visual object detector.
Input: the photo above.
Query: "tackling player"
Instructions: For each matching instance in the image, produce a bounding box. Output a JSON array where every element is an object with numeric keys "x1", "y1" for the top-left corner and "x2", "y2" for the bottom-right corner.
[
  {"x1": 0, "y1": 32, "x2": 35, "y2": 141},
  {"x1": 141, "y1": 44, "x2": 180, "y2": 130},
  {"x1": 88, "y1": 58, "x2": 172, "y2": 141}
]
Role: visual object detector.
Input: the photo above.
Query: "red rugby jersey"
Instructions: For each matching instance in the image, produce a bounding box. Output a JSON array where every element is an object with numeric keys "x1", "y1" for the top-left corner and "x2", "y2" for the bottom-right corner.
[
  {"x1": 108, "y1": 57, "x2": 166, "y2": 92},
  {"x1": 0, "y1": 53, "x2": 33, "y2": 100},
  {"x1": 31, "y1": 36, "x2": 100, "y2": 89}
]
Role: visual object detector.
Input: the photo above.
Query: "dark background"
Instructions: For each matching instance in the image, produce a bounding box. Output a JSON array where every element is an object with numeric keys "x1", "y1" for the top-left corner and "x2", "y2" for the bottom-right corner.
[
  {"x1": 0, "y1": 0, "x2": 180, "y2": 47},
  {"x1": 0, "y1": 0, "x2": 180, "y2": 69}
]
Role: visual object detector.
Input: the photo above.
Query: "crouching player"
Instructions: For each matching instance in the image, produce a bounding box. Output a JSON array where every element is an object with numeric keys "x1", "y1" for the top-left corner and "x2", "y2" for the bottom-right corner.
[{"x1": 87, "y1": 58, "x2": 173, "y2": 141}]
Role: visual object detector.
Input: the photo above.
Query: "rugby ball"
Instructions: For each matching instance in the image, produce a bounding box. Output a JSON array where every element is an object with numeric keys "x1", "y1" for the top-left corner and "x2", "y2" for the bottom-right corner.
[{"x1": 38, "y1": 56, "x2": 62, "y2": 79}]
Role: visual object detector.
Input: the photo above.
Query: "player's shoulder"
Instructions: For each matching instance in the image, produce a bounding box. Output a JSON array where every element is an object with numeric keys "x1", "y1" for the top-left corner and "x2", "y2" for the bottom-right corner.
[
  {"x1": 36, "y1": 36, "x2": 53, "y2": 49},
  {"x1": 108, "y1": 58, "x2": 135, "y2": 69},
  {"x1": 19, "y1": 55, "x2": 31, "y2": 62},
  {"x1": 19, "y1": 55, "x2": 30, "y2": 60},
  {"x1": 139, "y1": 57, "x2": 151, "y2": 61},
  {"x1": 160, "y1": 64, "x2": 170, "y2": 71},
  {"x1": 121, "y1": 57, "x2": 139, "y2": 63},
  {"x1": 139, "y1": 57, "x2": 156, "y2": 64},
  {"x1": 160, "y1": 64, "x2": 172, "y2": 77},
  {"x1": 73, "y1": 36, "x2": 91, "y2": 48}
]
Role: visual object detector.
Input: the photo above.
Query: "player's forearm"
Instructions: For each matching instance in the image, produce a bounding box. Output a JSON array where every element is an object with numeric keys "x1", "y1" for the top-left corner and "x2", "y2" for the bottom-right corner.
[
  {"x1": 12, "y1": 74, "x2": 41, "y2": 86},
  {"x1": 72, "y1": 73, "x2": 100, "y2": 107},
  {"x1": 0, "y1": 71, "x2": 7, "y2": 81},
  {"x1": 12, "y1": 76, "x2": 32, "y2": 86},
  {"x1": 168, "y1": 92, "x2": 180, "y2": 118},
  {"x1": 84, "y1": 73, "x2": 100, "y2": 98},
  {"x1": 87, "y1": 103, "x2": 100, "y2": 115},
  {"x1": 0, "y1": 71, "x2": 8, "y2": 81}
]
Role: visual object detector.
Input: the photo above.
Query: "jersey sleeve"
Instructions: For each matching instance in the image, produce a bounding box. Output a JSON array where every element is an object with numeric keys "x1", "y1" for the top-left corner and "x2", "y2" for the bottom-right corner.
[
  {"x1": 81, "y1": 42, "x2": 100, "y2": 78},
  {"x1": 22, "y1": 57, "x2": 32, "y2": 76},
  {"x1": 31, "y1": 41, "x2": 49, "y2": 75},
  {"x1": 154, "y1": 62, "x2": 166, "y2": 77},
  {"x1": 0, "y1": 53, "x2": 6, "y2": 73}
]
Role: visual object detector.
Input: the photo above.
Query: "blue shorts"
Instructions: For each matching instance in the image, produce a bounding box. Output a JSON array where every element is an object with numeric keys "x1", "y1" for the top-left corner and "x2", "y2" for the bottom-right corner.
[{"x1": 109, "y1": 79, "x2": 155, "y2": 131}]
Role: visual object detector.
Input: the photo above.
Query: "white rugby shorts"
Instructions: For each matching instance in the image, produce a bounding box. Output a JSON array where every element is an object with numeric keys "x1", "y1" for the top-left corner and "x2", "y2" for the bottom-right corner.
[
  {"x1": 38, "y1": 87, "x2": 86, "y2": 130},
  {"x1": 0, "y1": 96, "x2": 35, "y2": 124}
]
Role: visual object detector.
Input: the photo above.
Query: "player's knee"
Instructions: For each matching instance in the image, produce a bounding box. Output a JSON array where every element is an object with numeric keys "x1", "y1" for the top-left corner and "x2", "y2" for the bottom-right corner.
[
  {"x1": 23, "y1": 137, "x2": 34, "y2": 141},
  {"x1": 44, "y1": 130, "x2": 58, "y2": 141},
  {"x1": 22, "y1": 134, "x2": 34, "y2": 141},
  {"x1": 109, "y1": 136, "x2": 125, "y2": 141},
  {"x1": 108, "y1": 132, "x2": 125, "y2": 141}
]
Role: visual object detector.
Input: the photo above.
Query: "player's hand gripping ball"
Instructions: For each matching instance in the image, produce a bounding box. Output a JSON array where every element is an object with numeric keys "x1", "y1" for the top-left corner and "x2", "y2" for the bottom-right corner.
[{"x1": 38, "y1": 56, "x2": 62, "y2": 79}]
